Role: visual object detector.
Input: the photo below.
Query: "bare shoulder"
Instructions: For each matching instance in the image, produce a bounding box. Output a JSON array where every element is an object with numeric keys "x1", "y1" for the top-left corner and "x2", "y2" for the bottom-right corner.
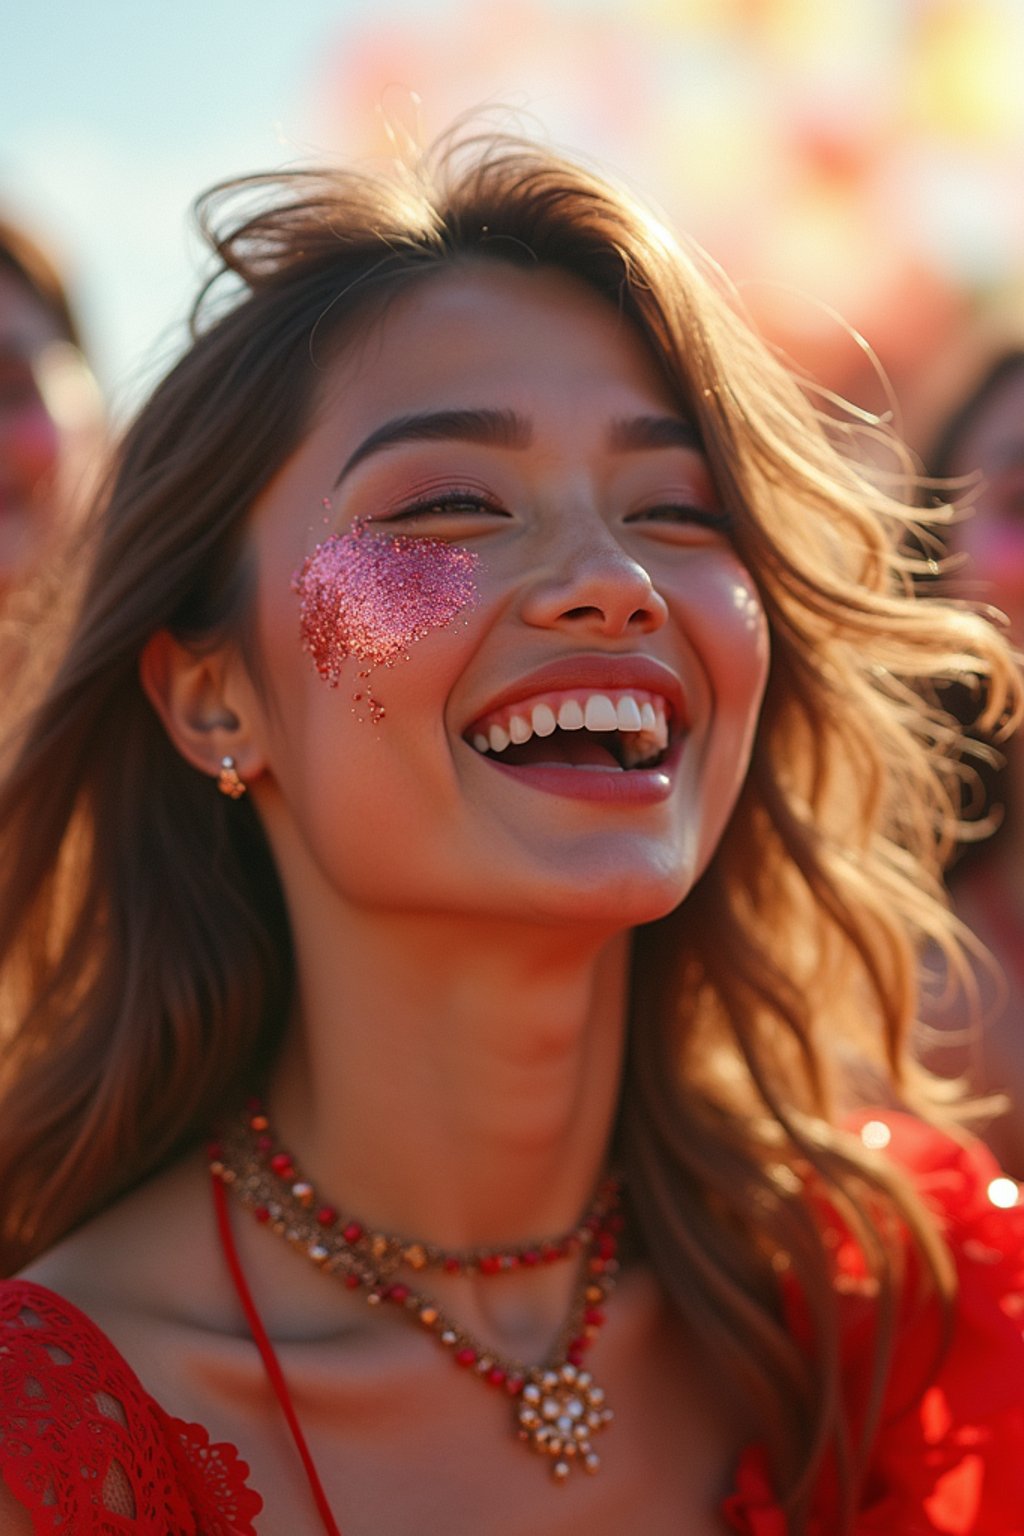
[{"x1": 0, "y1": 1483, "x2": 34, "y2": 1536}]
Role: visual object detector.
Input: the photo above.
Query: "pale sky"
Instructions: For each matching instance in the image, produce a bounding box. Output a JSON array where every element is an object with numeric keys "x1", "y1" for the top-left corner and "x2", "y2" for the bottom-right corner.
[
  {"x1": 5, "y1": 1, "x2": 1024, "y2": 425},
  {"x1": 1, "y1": 0, "x2": 435, "y2": 410}
]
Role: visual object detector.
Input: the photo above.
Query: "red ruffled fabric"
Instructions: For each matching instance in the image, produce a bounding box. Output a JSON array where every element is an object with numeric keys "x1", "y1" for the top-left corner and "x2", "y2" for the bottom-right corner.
[
  {"x1": 0, "y1": 1282, "x2": 262, "y2": 1534},
  {"x1": 723, "y1": 1113, "x2": 1024, "y2": 1535}
]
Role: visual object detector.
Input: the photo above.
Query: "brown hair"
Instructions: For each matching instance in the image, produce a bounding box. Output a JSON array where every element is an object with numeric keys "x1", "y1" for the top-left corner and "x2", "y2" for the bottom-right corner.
[{"x1": 0, "y1": 129, "x2": 1017, "y2": 1529}]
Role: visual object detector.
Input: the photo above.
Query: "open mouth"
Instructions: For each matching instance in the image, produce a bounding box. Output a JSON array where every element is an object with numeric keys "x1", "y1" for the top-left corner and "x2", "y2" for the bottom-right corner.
[{"x1": 464, "y1": 688, "x2": 673, "y2": 772}]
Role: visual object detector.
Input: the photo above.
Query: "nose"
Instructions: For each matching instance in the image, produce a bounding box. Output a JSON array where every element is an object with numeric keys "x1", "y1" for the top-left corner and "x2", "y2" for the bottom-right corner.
[{"x1": 519, "y1": 535, "x2": 668, "y2": 638}]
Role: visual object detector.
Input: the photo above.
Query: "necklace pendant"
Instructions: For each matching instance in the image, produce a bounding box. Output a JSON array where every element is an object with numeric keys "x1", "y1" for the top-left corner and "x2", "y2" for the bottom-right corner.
[
  {"x1": 215, "y1": 1104, "x2": 623, "y2": 1492},
  {"x1": 514, "y1": 1362, "x2": 613, "y2": 1481}
]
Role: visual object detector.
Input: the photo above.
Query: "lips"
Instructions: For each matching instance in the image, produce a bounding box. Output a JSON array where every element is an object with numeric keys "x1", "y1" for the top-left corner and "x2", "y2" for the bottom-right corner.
[{"x1": 462, "y1": 657, "x2": 684, "y2": 776}]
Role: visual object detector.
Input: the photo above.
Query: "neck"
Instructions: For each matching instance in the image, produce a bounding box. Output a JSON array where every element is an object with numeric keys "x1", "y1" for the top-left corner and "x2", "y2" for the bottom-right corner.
[{"x1": 270, "y1": 906, "x2": 631, "y2": 1252}]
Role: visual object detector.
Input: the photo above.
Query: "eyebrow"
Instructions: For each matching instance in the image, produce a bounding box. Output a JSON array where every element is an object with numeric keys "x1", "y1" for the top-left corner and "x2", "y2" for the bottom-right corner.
[
  {"x1": 334, "y1": 409, "x2": 530, "y2": 485},
  {"x1": 607, "y1": 414, "x2": 703, "y2": 453},
  {"x1": 334, "y1": 407, "x2": 704, "y2": 486}
]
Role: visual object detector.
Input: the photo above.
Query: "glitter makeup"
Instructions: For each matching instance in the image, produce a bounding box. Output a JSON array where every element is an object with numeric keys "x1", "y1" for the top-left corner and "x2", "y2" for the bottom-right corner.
[{"x1": 293, "y1": 517, "x2": 479, "y2": 720}]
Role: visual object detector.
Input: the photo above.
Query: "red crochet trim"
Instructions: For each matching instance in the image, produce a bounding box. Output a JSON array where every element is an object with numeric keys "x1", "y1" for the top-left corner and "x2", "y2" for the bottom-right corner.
[
  {"x1": 0, "y1": 1281, "x2": 262, "y2": 1535},
  {"x1": 723, "y1": 1113, "x2": 1024, "y2": 1535}
]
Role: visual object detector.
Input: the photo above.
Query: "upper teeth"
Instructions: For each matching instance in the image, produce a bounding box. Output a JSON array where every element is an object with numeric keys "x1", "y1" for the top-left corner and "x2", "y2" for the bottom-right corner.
[{"x1": 469, "y1": 690, "x2": 670, "y2": 763}]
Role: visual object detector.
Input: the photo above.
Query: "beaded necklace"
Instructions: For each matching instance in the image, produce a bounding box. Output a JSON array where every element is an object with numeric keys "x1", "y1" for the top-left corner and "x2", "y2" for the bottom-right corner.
[{"x1": 210, "y1": 1100, "x2": 622, "y2": 1491}]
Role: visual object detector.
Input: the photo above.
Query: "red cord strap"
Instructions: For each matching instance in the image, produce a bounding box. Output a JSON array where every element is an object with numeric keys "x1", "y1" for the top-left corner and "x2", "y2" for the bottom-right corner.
[{"x1": 211, "y1": 1171, "x2": 344, "y2": 1536}]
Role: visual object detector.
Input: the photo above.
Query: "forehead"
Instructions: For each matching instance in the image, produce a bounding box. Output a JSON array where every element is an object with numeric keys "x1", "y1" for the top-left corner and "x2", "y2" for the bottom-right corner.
[{"x1": 316, "y1": 261, "x2": 681, "y2": 431}]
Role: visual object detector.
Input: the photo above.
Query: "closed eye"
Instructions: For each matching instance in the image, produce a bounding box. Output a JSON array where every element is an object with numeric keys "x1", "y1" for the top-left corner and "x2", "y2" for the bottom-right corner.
[
  {"x1": 627, "y1": 504, "x2": 733, "y2": 533},
  {"x1": 385, "y1": 490, "x2": 513, "y2": 522}
]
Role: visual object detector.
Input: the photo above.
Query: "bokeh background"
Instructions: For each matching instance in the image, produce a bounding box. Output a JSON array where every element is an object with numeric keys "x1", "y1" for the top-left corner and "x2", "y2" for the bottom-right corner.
[{"x1": 4, "y1": 0, "x2": 1024, "y2": 447}]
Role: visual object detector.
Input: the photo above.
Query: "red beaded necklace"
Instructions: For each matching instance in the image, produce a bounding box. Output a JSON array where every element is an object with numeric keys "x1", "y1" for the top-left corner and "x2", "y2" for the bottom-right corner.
[{"x1": 210, "y1": 1100, "x2": 622, "y2": 1497}]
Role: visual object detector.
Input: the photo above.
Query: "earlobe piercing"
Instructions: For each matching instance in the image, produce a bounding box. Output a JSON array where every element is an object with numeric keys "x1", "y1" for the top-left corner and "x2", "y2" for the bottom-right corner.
[{"x1": 216, "y1": 756, "x2": 247, "y2": 799}]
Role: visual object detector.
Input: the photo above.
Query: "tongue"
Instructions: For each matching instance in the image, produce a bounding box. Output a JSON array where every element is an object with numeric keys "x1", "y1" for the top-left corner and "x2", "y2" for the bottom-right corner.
[{"x1": 496, "y1": 730, "x2": 621, "y2": 769}]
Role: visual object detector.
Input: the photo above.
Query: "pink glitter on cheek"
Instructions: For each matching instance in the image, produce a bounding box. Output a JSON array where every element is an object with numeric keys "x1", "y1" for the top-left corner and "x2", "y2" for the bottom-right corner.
[{"x1": 292, "y1": 518, "x2": 479, "y2": 720}]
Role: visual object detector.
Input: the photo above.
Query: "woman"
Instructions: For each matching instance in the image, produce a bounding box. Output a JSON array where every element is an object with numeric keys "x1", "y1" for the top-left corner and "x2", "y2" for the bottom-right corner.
[
  {"x1": 922, "y1": 348, "x2": 1024, "y2": 1175},
  {"x1": 0, "y1": 130, "x2": 1022, "y2": 1535},
  {"x1": 0, "y1": 215, "x2": 102, "y2": 595}
]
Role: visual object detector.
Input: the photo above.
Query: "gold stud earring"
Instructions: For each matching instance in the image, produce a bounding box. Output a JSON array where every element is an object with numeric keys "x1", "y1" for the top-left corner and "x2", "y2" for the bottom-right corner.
[{"x1": 217, "y1": 755, "x2": 247, "y2": 799}]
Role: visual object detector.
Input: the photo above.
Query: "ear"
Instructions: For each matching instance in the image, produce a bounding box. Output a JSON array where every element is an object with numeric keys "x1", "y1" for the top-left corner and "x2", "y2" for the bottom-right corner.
[{"x1": 139, "y1": 629, "x2": 265, "y2": 785}]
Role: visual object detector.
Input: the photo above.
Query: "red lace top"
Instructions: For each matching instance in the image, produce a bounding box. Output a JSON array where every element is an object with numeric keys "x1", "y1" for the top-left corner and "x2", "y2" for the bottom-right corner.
[{"x1": 2, "y1": 1113, "x2": 1023, "y2": 1534}]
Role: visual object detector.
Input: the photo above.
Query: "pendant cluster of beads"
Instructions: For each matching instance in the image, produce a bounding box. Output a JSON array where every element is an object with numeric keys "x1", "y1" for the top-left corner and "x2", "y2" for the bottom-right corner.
[
  {"x1": 209, "y1": 1100, "x2": 623, "y2": 1480},
  {"x1": 516, "y1": 1362, "x2": 613, "y2": 1481}
]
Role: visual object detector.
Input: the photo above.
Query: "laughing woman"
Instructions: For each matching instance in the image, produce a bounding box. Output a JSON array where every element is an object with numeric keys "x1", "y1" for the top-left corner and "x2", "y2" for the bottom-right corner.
[{"x1": 1, "y1": 131, "x2": 1023, "y2": 1536}]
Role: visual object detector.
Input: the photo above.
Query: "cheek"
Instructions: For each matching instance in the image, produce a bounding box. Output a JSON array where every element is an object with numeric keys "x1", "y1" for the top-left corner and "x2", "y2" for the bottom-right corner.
[
  {"x1": 727, "y1": 569, "x2": 770, "y2": 676},
  {"x1": 681, "y1": 558, "x2": 770, "y2": 710},
  {"x1": 960, "y1": 518, "x2": 1024, "y2": 599},
  {"x1": 292, "y1": 521, "x2": 478, "y2": 720},
  {"x1": 681, "y1": 563, "x2": 768, "y2": 878},
  {"x1": 0, "y1": 402, "x2": 61, "y2": 491}
]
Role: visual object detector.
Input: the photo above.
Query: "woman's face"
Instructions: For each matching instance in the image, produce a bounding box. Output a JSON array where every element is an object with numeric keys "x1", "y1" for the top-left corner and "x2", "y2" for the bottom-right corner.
[
  {"x1": 243, "y1": 261, "x2": 769, "y2": 931},
  {"x1": 949, "y1": 364, "x2": 1024, "y2": 643},
  {"x1": 0, "y1": 269, "x2": 97, "y2": 586},
  {"x1": 0, "y1": 271, "x2": 66, "y2": 579}
]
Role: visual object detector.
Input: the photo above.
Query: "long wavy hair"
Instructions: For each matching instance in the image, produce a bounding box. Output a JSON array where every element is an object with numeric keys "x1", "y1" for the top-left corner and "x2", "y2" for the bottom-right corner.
[{"x1": 0, "y1": 129, "x2": 1017, "y2": 1529}]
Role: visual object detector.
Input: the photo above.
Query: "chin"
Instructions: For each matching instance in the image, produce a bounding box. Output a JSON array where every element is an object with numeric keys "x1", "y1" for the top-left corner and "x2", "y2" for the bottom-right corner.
[{"x1": 518, "y1": 862, "x2": 695, "y2": 932}]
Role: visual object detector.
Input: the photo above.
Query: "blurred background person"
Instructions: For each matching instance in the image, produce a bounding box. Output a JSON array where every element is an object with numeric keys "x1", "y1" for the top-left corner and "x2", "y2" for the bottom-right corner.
[
  {"x1": 0, "y1": 216, "x2": 103, "y2": 599},
  {"x1": 921, "y1": 339, "x2": 1024, "y2": 1175}
]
